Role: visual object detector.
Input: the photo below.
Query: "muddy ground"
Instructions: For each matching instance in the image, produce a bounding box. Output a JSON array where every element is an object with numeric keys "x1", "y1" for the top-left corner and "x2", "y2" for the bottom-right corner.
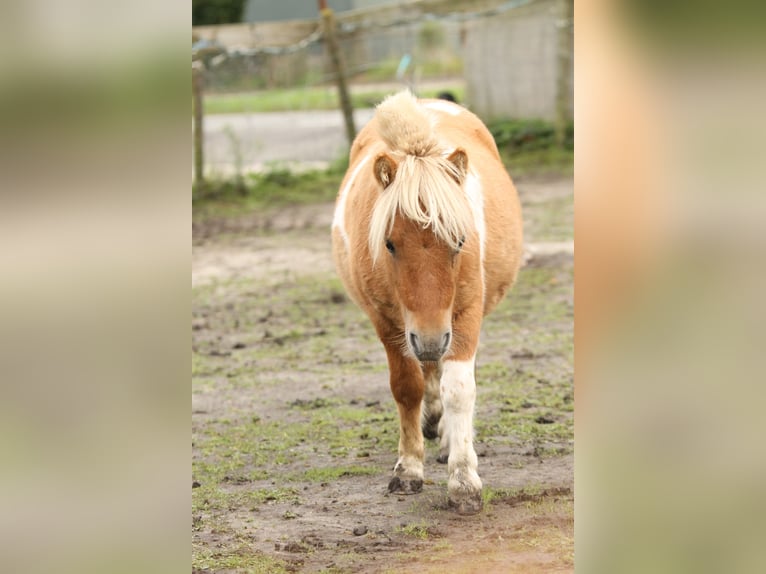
[{"x1": 192, "y1": 177, "x2": 573, "y2": 573}]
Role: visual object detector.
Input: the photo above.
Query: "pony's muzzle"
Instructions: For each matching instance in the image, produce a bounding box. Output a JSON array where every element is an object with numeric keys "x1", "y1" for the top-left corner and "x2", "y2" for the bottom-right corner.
[{"x1": 409, "y1": 330, "x2": 451, "y2": 362}]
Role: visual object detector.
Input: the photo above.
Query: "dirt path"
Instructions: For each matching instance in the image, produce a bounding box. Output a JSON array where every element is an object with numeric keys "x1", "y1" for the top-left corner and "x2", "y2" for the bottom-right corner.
[{"x1": 192, "y1": 177, "x2": 573, "y2": 573}]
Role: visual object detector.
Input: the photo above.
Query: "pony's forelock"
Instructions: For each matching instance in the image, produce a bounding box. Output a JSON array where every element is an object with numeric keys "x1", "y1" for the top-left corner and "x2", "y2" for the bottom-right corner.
[
  {"x1": 368, "y1": 90, "x2": 474, "y2": 264},
  {"x1": 369, "y1": 155, "x2": 473, "y2": 264}
]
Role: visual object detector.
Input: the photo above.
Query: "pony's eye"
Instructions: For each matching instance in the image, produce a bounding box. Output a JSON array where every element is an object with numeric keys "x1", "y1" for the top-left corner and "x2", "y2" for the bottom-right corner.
[
  {"x1": 385, "y1": 240, "x2": 395, "y2": 254},
  {"x1": 457, "y1": 236, "x2": 465, "y2": 250}
]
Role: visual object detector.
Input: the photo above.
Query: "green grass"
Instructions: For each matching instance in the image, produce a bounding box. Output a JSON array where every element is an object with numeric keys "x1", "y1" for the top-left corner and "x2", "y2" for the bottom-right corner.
[
  {"x1": 482, "y1": 484, "x2": 572, "y2": 509},
  {"x1": 493, "y1": 118, "x2": 573, "y2": 177},
  {"x1": 203, "y1": 85, "x2": 466, "y2": 115},
  {"x1": 192, "y1": 159, "x2": 346, "y2": 217},
  {"x1": 193, "y1": 545, "x2": 290, "y2": 574},
  {"x1": 396, "y1": 521, "x2": 433, "y2": 540},
  {"x1": 295, "y1": 465, "x2": 379, "y2": 482},
  {"x1": 501, "y1": 147, "x2": 573, "y2": 177}
]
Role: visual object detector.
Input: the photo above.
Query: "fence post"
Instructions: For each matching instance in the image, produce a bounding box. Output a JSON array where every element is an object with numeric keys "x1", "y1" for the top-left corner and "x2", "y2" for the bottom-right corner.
[
  {"x1": 318, "y1": 0, "x2": 356, "y2": 146},
  {"x1": 555, "y1": 0, "x2": 573, "y2": 149},
  {"x1": 192, "y1": 60, "x2": 205, "y2": 185}
]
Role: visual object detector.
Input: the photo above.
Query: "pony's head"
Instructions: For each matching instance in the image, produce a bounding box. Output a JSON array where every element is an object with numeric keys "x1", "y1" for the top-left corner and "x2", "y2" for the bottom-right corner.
[
  {"x1": 368, "y1": 147, "x2": 474, "y2": 362},
  {"x1": 365, "y1": 91, "x2": 478, "y2": 362}
]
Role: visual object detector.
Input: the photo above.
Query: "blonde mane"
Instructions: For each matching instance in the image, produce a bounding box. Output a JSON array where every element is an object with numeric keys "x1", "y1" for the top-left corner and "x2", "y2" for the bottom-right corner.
[{"x1": 369, "y1": 91, "x2": 474, "y2": 263}]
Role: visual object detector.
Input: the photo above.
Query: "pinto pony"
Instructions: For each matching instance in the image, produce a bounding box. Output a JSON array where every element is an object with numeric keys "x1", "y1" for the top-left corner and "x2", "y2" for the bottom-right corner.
[{"x1": 331, "y1": 91, "x2": 523, "y2": 514}]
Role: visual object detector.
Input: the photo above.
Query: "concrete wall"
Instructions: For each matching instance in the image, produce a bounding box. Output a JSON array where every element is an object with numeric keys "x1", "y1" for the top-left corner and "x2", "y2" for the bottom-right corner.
[{"x1": 464, "y1": 0, "x2": 572, "y2": 121}]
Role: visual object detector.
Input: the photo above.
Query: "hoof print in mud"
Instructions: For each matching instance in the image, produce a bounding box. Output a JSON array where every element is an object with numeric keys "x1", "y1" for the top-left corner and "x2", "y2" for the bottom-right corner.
[
  {"x1": 448, "y1": 492, "x2": 483, "y2": 515},
  {"x1": 388, "y1": 476, "x2": 423, "y2": 494}
]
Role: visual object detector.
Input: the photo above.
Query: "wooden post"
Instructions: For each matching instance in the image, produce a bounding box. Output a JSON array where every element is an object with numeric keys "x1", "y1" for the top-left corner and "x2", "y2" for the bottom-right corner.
[
  {"x1": 192, "y1": 60, "x2": 205, "y2": 185},
  {"x1": 555, "y1": 0, "x2": 573, "y2": 149},
  {"x1": 318, "y1": 0, "x2": 356, "y2": 146}
]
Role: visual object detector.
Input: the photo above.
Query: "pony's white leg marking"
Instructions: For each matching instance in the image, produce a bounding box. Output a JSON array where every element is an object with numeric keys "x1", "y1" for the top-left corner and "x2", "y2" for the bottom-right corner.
[
  {"x1": 440, "y1": 356, "x2": 483, "y2": 514},
  {"x1": 424, "y1": 100, "x2": 463, "y2": 116},
  {"x1": 332, "y1": 154, "x2": 371, "y2": 249}
]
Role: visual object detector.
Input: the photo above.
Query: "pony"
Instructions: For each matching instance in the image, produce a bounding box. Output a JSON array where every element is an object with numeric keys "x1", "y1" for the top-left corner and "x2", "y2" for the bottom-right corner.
[{"x1": 331, "y1": 91, "x2": 523, "y2": 514}]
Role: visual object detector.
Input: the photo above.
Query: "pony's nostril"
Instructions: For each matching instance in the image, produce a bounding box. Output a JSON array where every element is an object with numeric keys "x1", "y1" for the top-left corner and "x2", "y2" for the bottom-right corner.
[
  {"x1": 409, "y1": 332, "x2": 421, "y2": 354},
  {"x1": 442, "y1": 331, "x2": 451, "y2": 351}
]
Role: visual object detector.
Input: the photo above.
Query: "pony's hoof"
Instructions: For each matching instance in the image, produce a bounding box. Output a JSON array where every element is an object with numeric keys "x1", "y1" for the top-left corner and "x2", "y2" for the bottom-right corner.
[
  {"x1": 388, "y1": 476, "x2": 423, "y2": 494},
  {"x1": 436, "y1": 452, "x2": 449, "y2": 464},
  {"x1": 448, "y1": 491, "x2": 483, "y2": 515}
]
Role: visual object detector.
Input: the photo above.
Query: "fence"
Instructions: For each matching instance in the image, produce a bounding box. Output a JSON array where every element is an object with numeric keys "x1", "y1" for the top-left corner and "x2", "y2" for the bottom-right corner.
[
  {"x1": 192, "y1": 0, "x2": 572, "y2": 119},
  {"x1": 191, "y1": 0, "x2": 573, "y2": 178}
]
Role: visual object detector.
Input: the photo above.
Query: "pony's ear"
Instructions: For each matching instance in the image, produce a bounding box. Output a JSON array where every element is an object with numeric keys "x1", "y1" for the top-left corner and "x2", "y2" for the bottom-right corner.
[
  {"x1": 446, "y1": 148, "x2": 468, "y2": 183},
  {"x1": 374, "y1": 153, "x2": 398, "y2": 189}
]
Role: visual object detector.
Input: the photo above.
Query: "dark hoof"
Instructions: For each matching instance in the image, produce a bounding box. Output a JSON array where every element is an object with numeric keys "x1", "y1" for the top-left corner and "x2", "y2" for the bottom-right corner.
[
  {"x1": 436, "y1": 453, "x2": 449, "y2": 464},
  {"x1": 422, "y1": 415, "x2": 441, "y2": 440},
  {"x1": 388, "y1": 476, "x2": 423, "y2": 494},
  {"x1": 448, "y1": 491, "x2": 483, "y2": 515}
]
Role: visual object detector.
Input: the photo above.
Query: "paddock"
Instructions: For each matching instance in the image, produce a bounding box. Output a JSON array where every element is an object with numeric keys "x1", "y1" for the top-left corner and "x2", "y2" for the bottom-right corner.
[{"x1": 192, "y1": 175, "x2": 573, "y2": 572}]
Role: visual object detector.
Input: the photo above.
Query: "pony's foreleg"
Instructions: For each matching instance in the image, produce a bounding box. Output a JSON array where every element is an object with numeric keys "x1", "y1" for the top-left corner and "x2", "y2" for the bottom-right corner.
[
  {"x1": 421, "y1": 361, "x2": 443, "y2": 441},
  {"x1": 384, "y1": 344, "x2": 425, "y2": 494},
  {"x1": 441, "y1": 348, "x2": 482, "y2": 514}
]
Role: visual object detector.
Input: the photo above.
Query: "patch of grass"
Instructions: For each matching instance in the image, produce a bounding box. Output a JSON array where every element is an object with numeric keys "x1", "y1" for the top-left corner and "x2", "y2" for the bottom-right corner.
[
  {"x1": 193, "y1": 544, "x2": 289, "y2": 574},
  {"x1": 192, "y1": 483, "x2": 301, "y2": 514},
  {"x1": 489, "y1": 118, "x2": 573, "y2": 152},
  {"x1": 247, "y1": 487, "x2": 301, "y2": 504},
  {"x1": 191, "y1": 351, "x2": 224, "y2": 380},
  {"x1": 396, "y1": 521, "x2": 433, "y2": 540},
  {"x1": 193, "y1": 417, "x2": 316, "y2": 486},
  {"x1": 487, "y1": 118, "x2": 573, "y2": 177},
  {"x1": 473, "y1": 262, "x2": 573, "y2": 448},
  {"x1": 203, "y1": 85, "x2": 465, "y2": 115},
  {"x1": 482, "y1": 484, "x2": 572, "y2": 509},
  {"x1": 296, "y1": 465, "x2": 379, "y2": 482},
  {"x1": 502, "y1": 147, "x2": 574, "y2": 177},
  {"x1": 307, "y1": 409, "x2": 398, "y2": 457},
  {"x1": 193, "y1": 162, "x2": 346, "y2": 215}
]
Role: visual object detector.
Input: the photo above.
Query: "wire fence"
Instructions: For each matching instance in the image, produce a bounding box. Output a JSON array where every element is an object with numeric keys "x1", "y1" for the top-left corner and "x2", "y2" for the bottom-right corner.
[
  {"x1": 191, "y1": 0, "x2": 572, "y2": 177},
  {"x1": 192, "y1": 0, "x2": 570, "y2": 100}
]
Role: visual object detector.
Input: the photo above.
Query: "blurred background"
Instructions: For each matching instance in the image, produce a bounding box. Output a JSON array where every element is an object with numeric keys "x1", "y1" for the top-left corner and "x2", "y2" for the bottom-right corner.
[{"x1": 1, "y1": 0, "x2": 764, "y2": 571}]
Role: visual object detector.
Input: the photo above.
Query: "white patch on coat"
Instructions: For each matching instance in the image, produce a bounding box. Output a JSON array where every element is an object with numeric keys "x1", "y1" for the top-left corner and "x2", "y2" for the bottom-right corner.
[
  {"x1": 440, "y1": 356, "x2": 482, "y2": 495},
  {"x1": 424, "y1": 100, "x2": 463, "y2": 116},
  {"x1": 332, "y1": 154, "x2": 371, "y2": 248}
]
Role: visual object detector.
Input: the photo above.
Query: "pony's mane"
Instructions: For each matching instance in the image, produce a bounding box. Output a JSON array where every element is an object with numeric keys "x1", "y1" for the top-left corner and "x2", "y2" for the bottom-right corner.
[{"x1": 369, "y1": 91, "x2": 473, "y2": 263}]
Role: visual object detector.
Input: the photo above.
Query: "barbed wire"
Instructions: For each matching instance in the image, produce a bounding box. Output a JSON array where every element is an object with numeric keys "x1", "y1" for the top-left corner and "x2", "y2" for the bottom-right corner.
[{"x1": 197, "y1": 0, "x2": 557, "y2": 64}]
